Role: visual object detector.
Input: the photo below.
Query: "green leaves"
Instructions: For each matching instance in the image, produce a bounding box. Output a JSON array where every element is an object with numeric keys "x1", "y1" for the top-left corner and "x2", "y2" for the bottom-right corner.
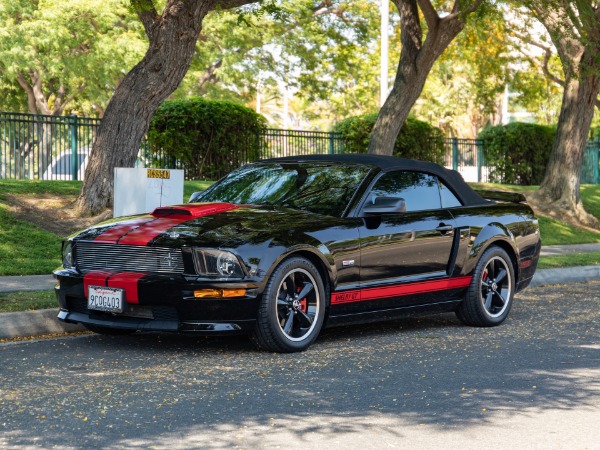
[
  {"x1": 0, "y1": 0, "x2": 147, "y2": 115},
  {"x1": 333, "y1": 114, "x2": 446, "y2": 164},
  {"x1": 478, "y1": 122, "x2": 555, "y2": 185},
  {"x1": 148, "y1": 97, "x2": 267, "y2": 179}
]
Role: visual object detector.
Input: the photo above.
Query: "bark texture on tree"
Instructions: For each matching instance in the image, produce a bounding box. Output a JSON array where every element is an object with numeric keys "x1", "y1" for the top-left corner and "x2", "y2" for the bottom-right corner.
[
  {"x1": 528, "y1": 3, "x2": 600, "y2": 226},
  {"x1": 76, "y1": 0, "x2": 256, "y2": 216},
  {"x1": 368, "y1": 0, "x2": 479, "y2": 155}
]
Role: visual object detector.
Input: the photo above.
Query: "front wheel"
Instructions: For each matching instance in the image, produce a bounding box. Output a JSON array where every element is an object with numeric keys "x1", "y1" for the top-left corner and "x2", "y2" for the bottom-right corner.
[
  {"x1": 456, "y1": 246, "x2": 515, "y2": 327},
  {"x1": 252, "y1": 257, "x2": 326, "y2": 353}
]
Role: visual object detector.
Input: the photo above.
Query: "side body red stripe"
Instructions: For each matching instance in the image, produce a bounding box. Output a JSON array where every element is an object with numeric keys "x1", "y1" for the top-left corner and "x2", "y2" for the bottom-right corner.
[{"x1": 331, "y1": 276, "x2": 472, "y2": 305}]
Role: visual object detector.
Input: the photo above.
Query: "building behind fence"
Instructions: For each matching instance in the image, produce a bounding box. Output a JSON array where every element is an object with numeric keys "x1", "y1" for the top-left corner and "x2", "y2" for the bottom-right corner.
[{"x1": 1, "y1": 111, "x2": 599, "y2": 184}]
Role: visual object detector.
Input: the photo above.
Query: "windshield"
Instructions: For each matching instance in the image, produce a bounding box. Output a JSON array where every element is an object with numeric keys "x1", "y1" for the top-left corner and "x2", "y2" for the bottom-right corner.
[{"x1": 195, "y1": 162, "x2": 372, "y2": 217}]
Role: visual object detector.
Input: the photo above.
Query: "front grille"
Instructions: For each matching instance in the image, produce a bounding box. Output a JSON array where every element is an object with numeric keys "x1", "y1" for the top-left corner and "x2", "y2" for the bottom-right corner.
[{"x1": 74, "y1": 241, "x2": 184, "y2": 274}]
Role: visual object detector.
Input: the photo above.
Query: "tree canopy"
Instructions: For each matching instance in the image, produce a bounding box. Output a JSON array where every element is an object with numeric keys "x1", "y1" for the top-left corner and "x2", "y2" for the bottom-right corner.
[{"x1": 0, "y1": 0, "x2": 147, "y2": 116}]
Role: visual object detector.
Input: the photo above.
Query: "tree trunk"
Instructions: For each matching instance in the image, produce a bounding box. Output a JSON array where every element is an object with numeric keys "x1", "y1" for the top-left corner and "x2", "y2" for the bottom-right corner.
[
  {"x1": 76, "y1": 0, "x2": 253, "y2": 215},
  {"x1": 368, "y1": 55, "x2": 435, "y2": 155},
  {"x1": 533, "y1": 73, "x2": 600, "y2": 225},
  {"x1": 368, "y1": 0, "x2": 473, "y2": 155}
]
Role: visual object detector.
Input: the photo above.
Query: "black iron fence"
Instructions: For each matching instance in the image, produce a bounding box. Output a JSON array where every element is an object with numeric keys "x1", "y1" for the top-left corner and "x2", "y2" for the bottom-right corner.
[
  {"x1": 1, "y1": 111, "x2": 599, "y2": 184},
  {"x1": 259, "y1": 128, "x2": 345, "y2": 159},
  {"x1": 0, "y1": 112, "x2": 99, "y2": 180}
]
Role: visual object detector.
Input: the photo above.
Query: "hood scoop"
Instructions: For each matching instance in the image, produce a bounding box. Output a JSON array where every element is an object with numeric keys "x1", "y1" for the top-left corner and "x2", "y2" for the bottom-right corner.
[{"x1": 151, "y1": 202, "x2": 240, "y2": 219}]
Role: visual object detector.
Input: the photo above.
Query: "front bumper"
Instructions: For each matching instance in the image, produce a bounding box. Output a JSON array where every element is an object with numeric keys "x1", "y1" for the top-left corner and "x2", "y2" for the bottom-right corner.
[{"x1": 54, "y1": 269, "x2": 260, "y2": 334}]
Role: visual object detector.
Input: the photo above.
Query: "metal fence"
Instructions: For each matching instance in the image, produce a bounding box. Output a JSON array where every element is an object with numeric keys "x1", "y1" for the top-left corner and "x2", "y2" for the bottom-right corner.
[
  {"x1": 259, "y1": 128, "x2": 345, "y2": 159},
  {"x1": 0, "y1": 112, "x2": 99, "y2": 180},
  {"x1": 1, "y1": 111, "x2": 599, "y2": 184},
  {"x1": 444, "y1": 137, "x2": 600, "y2": 184}
]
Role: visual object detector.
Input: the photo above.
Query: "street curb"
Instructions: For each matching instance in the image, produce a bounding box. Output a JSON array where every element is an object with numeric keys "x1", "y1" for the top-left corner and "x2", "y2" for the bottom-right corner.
[
  {"x1": 0, "y1": 308, "x2": 84, "y2": 340},
  {"x1": 529, "y1": 265, "x2": 600, "y2": 287}
]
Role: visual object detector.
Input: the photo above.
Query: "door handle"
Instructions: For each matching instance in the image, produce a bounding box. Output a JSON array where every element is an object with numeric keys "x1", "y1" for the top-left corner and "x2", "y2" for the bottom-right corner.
[{"x1": 436, "y1": 223, "x2": 453, "y2": 233}]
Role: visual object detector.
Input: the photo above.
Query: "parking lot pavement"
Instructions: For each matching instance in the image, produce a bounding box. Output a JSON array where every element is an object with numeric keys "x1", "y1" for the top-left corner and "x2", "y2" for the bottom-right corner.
[{"x1": 1, "y1": 281, "x2": 599, "y2": 449}]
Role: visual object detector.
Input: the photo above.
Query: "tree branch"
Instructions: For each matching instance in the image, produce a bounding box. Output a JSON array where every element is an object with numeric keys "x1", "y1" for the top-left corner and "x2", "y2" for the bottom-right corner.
[
  {"x1": 56, "y1": 83, "x2": 88, "y2": 115},
  {"x1": 513, "y1": 30, "x2": 565, "y2": 86},
  {"x1": 213, "y1": 0, "x2": 259, "y2": 10},
  {"x1": 29, "y1": 70, "x2": 52, "y2": 115},
  {"x1": 16, "y1": 73, "x2": 38, "y2": 114},
  {"x1": 416, "y1": 0, "x2": 439, "y2": 30},
  {"x1": 197, "y1": 58, "x2": 223, "y2": 89},
  {"x1": 131, "y1": 0, "x2": 159, "y2": 40},
  {"x1": 541, "y1": 48, "x2": 565, "y2": 87}
]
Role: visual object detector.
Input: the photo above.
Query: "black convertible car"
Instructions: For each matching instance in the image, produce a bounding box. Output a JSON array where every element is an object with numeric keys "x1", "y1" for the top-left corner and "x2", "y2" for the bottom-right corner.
[{"x1": 55, "y1": 154, "x2": 541, "y2": 352}]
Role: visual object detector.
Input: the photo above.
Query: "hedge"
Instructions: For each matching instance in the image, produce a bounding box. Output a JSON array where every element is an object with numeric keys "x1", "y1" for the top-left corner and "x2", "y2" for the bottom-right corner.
[
  {"x1": 332, "y1": 114, "x2": 445, "y2": 164},
  {"x1": 478, "y1": 122, "x2": 555, "y2": 185},
  {"x1": 148, "y1": 98, "x2": 267, "y2": 180}
]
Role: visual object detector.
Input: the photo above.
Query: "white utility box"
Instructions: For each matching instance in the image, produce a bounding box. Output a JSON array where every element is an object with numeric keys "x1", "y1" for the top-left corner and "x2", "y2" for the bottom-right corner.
[{"x1": 113, "y1": 168, "x2": 184, "y2": 217}]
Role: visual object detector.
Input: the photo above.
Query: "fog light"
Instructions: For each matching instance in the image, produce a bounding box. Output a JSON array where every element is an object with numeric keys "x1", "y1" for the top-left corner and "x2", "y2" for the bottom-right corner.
[{"x1": 193, "y1": 289, "x2": 246, "y2": 298}]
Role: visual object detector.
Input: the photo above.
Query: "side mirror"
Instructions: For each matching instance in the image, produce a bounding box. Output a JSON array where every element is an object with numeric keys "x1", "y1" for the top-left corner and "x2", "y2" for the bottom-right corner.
[
  {"x1": 188, "y1": 191, "x2": 203, "y2": 203},
  {"x1": 363, "y1": 196, "x2": 406, "y2": 214}
]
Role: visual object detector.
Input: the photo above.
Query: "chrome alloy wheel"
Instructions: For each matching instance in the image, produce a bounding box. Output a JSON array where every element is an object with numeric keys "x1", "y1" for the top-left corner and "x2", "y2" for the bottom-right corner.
[
  {"x1": 275, "y1": 268, "x2": 320, "y2": 342},
  {"x1": 480, "y1": 255, "x2": 512, "y2": 318}
]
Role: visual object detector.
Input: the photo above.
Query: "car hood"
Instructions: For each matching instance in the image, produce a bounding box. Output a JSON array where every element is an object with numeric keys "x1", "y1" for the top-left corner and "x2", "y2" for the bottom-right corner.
[{"x1": 70, "y1": 202, "x2": 348, "y2": 249}]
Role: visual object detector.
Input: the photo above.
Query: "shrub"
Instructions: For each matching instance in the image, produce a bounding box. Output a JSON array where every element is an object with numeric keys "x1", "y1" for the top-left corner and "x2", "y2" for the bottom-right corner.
[
  {"x1": 148, "y1": 98, "x2": 267, "y2": 180},
  {"x1": 332, "y1": 114, "x2": 445, "y2": 164},
  {"x1": 478, "y1": 122, "x2": 554, "y2": 185}
]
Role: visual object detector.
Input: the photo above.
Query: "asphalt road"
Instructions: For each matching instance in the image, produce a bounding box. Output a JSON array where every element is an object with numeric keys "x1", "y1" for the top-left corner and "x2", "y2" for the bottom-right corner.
[{"x1": 1, "y1": 282, "x2": 599, "y2": 450}]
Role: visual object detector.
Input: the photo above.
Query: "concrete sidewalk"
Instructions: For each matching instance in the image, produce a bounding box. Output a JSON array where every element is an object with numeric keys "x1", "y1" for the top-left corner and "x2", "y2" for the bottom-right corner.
[
  {"x1": 1, "y1": 244, "x2": 600, "y2": 340},
  {"x1": 0, "y1": 275, "x2": 57, "y2": 293}
]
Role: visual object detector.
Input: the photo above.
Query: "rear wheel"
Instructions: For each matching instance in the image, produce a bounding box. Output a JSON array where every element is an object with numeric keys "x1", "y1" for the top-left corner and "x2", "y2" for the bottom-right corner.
[
  {"x1": 252, "y1": 257, "x2": 326, "y2": 353},
  {"x1": 456, "y1": 246, "x2": 515, "y2": 327}
]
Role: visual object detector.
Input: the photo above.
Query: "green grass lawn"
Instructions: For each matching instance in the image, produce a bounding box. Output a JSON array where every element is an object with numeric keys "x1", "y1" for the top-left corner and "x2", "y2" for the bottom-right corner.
[
  {"x1": 0, "y1": 291, "x2": 57, "y2": 313},
  {"x1": 538, "y1": 252, "x2": 600, "y2": 269},
  {"x1": 0, "y1": 202, "x2": 64, "y2": 275}
]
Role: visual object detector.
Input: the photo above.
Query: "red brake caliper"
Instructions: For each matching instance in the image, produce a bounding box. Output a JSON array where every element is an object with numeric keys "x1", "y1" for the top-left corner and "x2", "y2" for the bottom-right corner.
[{"x1": 297, "y1": 287, "x2": 308, "y2": 312}]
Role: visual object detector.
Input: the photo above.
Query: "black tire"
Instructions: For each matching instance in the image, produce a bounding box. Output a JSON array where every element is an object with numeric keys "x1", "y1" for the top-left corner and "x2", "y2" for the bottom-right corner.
[
  {"x1": 84, "y1": 324, "x2": 136, "y2": 335},
  {"x1": 252, "y1": 257, "x2": 326, "y2": 353},
  {"x1": 456, "y1": 246, "x2": 515, "y2": 327}
]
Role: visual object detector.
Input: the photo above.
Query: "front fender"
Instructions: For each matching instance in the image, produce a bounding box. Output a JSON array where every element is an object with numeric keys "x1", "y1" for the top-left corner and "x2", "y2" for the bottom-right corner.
[{"x1": 257, "y1": 239, "x2": 337, "y2": 289}]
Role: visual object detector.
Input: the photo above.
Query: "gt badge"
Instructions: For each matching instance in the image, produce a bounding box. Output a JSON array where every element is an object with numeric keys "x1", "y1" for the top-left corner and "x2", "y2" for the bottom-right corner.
[{"x1": 342, "y1": 259, "x2": 355, "y2": 267}]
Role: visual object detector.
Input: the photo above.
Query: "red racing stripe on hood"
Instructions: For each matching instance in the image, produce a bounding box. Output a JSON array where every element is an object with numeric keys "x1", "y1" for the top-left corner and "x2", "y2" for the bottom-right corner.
[
  {"x1": 117, "y1": 203, "x2": 241, "y2": 246},
  {"x1": 92, "y1": 203, "x2": 240, "y2": 246},
  {"x1": 94, "y1": 218, "x2": 155, "y2": 244}
]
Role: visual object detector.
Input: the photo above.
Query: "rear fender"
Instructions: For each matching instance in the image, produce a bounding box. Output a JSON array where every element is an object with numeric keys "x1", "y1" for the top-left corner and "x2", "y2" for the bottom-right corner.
[{"x1": 465, "y1": 223, "x2": 519, "y2": 278}]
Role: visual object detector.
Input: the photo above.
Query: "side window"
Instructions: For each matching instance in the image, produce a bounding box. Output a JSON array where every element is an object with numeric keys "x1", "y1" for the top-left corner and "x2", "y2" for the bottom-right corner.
[
  {"x1": 439, "y1": 181, "x2": 462, "y2": 208},
  {"x1": 369, "y1": 171, "x2": 441, "y2": 212}
]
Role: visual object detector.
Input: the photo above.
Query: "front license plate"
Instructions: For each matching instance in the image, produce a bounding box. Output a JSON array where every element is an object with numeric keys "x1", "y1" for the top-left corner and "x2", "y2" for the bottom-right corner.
[{"x1": 88, "y1": 286, "x2": 125, "y2": 313}]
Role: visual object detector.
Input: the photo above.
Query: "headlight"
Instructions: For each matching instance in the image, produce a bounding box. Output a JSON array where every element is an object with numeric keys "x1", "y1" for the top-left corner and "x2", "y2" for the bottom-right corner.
[
  {"x1": 193, "y1": 249, "x2": 244, "y2": 278},
  {"x1": 62, "y1": 241, "x2": 73, "y2": 268}
]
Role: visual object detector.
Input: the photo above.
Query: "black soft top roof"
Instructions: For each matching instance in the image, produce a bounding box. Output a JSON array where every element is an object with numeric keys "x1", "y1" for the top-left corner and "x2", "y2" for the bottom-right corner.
[{"x1": 259, "y1": 154, "x2": 487, "y2": 206}]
